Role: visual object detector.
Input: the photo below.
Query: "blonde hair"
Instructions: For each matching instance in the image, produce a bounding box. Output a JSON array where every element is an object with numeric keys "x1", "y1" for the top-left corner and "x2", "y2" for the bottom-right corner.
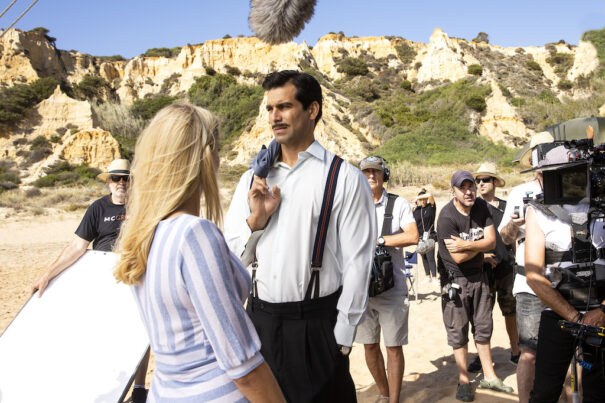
[{"x1": 114, "y1": 103, "x2": 222, "y2": 285}]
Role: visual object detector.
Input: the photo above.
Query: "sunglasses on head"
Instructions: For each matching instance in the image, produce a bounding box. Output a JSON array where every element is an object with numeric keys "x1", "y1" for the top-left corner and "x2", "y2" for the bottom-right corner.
[
  {"x1": 475, "y1": 177, "x2": 493, "y2": 184},
  {"x1": 110, "y1": 175, "x2": 129, "y2": 183}
]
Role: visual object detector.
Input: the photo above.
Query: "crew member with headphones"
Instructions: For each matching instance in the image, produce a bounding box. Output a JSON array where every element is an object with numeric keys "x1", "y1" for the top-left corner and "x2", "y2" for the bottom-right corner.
[{"x1": 355, "y1": 156, "x2": 419, "y2": 403}]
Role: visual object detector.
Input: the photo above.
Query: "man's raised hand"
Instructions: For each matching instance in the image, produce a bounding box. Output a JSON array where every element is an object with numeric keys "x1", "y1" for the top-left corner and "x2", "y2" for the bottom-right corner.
[{"x1": 247, "y1": 176, "x2": 281, "y2": 232}]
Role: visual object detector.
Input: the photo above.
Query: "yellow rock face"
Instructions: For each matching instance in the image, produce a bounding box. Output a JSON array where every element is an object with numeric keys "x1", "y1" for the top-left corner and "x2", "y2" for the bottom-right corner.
[
  {"x1": 60, "y1": 129, "x2": 121, "y2": 169},
  {"x1": 23, "y1": 86, "x2": 96, "y2": 138}
]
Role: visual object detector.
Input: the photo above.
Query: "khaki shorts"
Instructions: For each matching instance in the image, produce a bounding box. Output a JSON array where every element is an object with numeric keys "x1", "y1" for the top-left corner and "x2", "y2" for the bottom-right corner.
[
  {"x1": 355, "y1": 294, "x2": 409, "y2": 347},
  {"x1": 441, "y1": 272, "x2": 493, "y2": 349}
]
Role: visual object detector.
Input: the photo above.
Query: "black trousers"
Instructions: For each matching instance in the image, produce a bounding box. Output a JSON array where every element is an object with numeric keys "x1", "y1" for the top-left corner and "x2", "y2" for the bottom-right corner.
[
  {"x1": 530, "y1": 310, "x2": 605, "y2": 403},
  {"x1": 246, "y1": 289, "x2": 357, "y2": 403},
  {"x1": 421, "y1": 250, "x2": 437, "y2": 277}
]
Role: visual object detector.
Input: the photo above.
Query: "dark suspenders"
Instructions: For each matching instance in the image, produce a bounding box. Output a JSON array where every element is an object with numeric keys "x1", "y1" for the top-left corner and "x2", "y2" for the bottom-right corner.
[
  {"x1": 305, "y1": 155, "x2": 344, "y2": 300},
  {"x1": 250, "y1": 155, "x2": 344, "y2": 301}
]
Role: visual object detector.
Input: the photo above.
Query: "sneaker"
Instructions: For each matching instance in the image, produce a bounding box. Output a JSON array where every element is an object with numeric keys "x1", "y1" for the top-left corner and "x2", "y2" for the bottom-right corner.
[
  {"x1": 467, "y1": 355, "x2": 482, "y2": 373},
  {"x1": 510, "y1": 352, "x2": 520, "y2": 365},
  {"x1": 375, "y1": 395, "x2": 389, "y2": 403},
  {"x1": 456, "y1": 383, "x2": 474, "y2": 402},
  {"x1": 421, "y1": 278, "x2": 431, "y2": 284},
  {"x1": 131, "y1": 387, "x2": 148, "y2": 403},
  {"x1": 478, "y1": 378, "x2": 514, "y2": 394},
  {"x1": 432, "y1": 278, "x2": 440, "y2": 286}
]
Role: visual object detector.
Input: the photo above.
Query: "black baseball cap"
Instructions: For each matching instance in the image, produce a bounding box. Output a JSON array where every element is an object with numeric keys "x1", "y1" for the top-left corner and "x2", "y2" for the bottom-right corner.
[{"x1": 451, "y1": 170, "x2": 475, "y2": 188}]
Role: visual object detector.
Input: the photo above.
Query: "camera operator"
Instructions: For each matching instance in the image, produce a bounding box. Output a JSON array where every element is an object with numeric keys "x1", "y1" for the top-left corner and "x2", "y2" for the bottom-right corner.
[{"x1": 525, "y1": 145, "x2": 605, "y2": 402}]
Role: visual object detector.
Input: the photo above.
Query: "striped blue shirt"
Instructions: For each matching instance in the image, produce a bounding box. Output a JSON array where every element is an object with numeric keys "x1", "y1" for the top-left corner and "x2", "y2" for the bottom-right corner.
[{"x1": 132, "y1": 214, "x2": 263, "y2": 402}]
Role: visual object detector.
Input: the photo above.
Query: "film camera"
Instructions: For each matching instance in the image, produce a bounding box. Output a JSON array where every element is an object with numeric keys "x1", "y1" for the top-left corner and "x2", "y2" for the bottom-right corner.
[{"x1": 529, "y1": 117, "x2": 605, "y2": 309}]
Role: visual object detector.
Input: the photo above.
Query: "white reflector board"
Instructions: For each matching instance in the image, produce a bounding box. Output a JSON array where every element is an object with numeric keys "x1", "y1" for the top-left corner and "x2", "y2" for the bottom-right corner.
[{"x1": 0, "y1": 251, "x2": 149, "y2": 403}]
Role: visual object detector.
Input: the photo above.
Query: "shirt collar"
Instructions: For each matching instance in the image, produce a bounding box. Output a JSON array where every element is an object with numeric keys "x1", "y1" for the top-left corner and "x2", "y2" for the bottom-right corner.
[
  {"x1": 274, "y1": 140, "x2": 325, "y2": 168},
  {"x1": 375, "y1": 189, "x2": 388, "y2": 206}
]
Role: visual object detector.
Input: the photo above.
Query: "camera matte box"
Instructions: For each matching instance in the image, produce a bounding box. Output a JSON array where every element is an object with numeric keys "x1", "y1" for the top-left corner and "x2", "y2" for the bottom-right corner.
[{"x1": 0, "y1": 251, "x2": 149, "y2": 403}]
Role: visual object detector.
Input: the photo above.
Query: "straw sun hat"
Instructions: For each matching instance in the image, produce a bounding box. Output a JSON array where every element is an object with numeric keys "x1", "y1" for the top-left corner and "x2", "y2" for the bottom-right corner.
[
  {"x1": 97, "y1": 159, "x2": 131, "y2": 181},
  {"x1": 473, "y1": 162, "x2": 505, "y2": 187},
  {"x1": 518, "y1": 131, "x2": 555, "y2": 168}
]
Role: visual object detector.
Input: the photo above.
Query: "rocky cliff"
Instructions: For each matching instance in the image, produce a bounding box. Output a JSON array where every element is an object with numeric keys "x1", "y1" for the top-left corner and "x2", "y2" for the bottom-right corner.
[{"x1": 1, "y1": 27, "x2": 603, "y2": 181}]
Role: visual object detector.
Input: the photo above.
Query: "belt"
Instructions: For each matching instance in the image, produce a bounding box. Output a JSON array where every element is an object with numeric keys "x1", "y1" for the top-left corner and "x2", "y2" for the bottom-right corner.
[{"x1": 248, "y1": 287, "x2": 341, "y2": 319}]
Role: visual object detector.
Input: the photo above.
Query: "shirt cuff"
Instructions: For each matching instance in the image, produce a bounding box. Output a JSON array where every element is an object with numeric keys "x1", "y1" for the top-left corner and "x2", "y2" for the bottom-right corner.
[
  {"x1": 225, "y1": 351, "x2": 264, "y2": 380},
  {"x1": 333, "y1": 319, "x2": 356, "y2": 347}
]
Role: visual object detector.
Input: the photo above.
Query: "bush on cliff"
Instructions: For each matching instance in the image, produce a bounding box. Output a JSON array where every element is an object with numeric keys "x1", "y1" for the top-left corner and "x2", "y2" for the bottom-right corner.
[
  {"x1": 142, "y1": 47, "x2": 182, "y2": 58},
  {"x1": 34, "y1": 162, "x2": 100, "y2": 188},
  {"x1": 0, "y1": 77, "x2": 58, "y2": 130},
  {"x1": 131, "y1": 95, "x2": 178, "y2": 120},
  {"x1": 188, "y1": 74, "x2": 263, "y2": 146},
  {"x1": 337, "y1": 57, "x2": 369, "y2": 77},
  {"x1": 73, "y1": 75, "x2": 110, "y2": 103}
]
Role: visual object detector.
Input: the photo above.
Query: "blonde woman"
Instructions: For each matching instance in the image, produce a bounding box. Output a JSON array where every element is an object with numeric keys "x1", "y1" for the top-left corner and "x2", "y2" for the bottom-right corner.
[{"x1": 115, "y1": 104, "x2": 284, "y2": 403}]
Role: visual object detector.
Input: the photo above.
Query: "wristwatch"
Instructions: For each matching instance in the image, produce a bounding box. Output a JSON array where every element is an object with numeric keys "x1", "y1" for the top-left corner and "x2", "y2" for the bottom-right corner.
[
  {"x1": 377, "y1": 237, "x2": 385, "y2": 247},
  {"x1": 337, "y1": 344, "x2": 352, "y2": 356}
]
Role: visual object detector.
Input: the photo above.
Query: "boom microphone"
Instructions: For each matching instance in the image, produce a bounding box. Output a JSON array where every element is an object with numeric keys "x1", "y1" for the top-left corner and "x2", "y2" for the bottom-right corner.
[{"x1": 249, "y1": 0, "x2": 317, "y2": 45}]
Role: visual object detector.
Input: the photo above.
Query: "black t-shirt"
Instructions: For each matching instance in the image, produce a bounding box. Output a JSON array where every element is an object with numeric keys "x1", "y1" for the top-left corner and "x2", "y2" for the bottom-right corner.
[
  {"x1": 485, "y1": 198, "x2": 514, "y2": 276},
  {"x1": 75, "y1": 195, "x2": 126, "y2": 252},
  {"x1": 437, "y1": 198, "x2": 493, "y2": 278},
  {"x1": 413, "y1": 202, "x2": 437, "y2": 239}
]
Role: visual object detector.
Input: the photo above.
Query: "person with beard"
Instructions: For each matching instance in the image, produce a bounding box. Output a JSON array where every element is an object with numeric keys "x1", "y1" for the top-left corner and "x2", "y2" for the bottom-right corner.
[
  {"x1": 466, "y1": 163, "x2": 520, "y2": 374},
  {"x1": 437, "y1": 170, "x2": 513, "y2": 401},
  {"x1": 32, "y1": 159, "x2": 150, "y2": 403}
]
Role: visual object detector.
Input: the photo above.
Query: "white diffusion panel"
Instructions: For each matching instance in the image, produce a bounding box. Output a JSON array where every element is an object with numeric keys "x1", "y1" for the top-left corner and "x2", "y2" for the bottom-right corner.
[{"x1": 0, "y1": 251, "x2": 149, "y2": 403}]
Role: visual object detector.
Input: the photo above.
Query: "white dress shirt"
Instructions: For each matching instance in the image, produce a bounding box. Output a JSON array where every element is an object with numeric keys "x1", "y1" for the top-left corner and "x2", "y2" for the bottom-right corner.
[{"x1": 224, "y1": 141, "x2": 377, "y2": 346}]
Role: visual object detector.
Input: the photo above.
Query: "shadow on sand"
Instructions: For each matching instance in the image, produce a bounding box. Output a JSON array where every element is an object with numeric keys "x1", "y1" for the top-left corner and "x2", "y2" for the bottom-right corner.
[{"x1": 356, "y1": 346, "x2": 518, "y2": 403}]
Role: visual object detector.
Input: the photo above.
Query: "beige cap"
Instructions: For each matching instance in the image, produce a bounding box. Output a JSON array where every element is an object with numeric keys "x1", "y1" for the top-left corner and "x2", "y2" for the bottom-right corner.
[
  {"x1": 97, "y1": 159, "x2": 131, "y2": 181},
  {"x1": 473, "y1": 162, "x2": 505, "y2": 187},
  {"x1": 518, "y1": 131, "x2": 554, "y2": 168}
]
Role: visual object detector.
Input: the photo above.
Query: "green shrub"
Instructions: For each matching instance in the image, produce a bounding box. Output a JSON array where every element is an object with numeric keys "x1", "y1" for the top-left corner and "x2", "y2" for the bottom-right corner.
[
  {"x1": 337, "y1": 57, "x2": 369, "y2": 77},
  {"x1": 188, "y1": 74, "x2": 263, "y2": 147},
  {"x1": 557, "y1": 79, "x2": 573, "y2": 90},
  {"x1": 400, "y1": 80, "x2": 412, "y2": 91},
  {"x1": 34, "y1": 162, "x2": 101, "y2": 188},
  {"x1": 205, "y1": 66, "x2": 217, "y2": 76},
  {"x1": 537, "y1": 89, "x2": 559, "y2": 104},
  {"x1": 73, "y1": 75, "x2": 109, "y2": 102},
  {"x1": 225, "y1": 65, "x2": 241, "y2": 76},
  {"x1": 50, "y1": 135, "x2": 61, "y2": 143},
  {"x1": 466, "y1": 95, "x2": 487, "y2": 112},
  {"x1": 468, "y1": 64, "x2": 483, "y2": 76},
  {"x1": 97, "y1": 55, "x2": 126, "y2": 62},
  {"x1": 12, "y1": 138, "x2": 28, "y2": 146},
  {"x1": 511, "y1": 97, "x2": 526, "y2": 107},
  {"x1": 142, "y1": 47, "x2": 181, "y2": 58},
  {"x1": 30, "y1": 135, "x2": 50, "y2": 150},
  {"x1": 394, "y1": 42, "x2": 417, "y2": 66},
  {"x1": 582, "y1": 28, "x2": 605, "y2": 64},
  {"x1": 130, "y1": 95, "x2": 178, "y2": 120},
  {"x1": 472, "y1": 32, "x2": 489, "y2": 44},
  {"x1": 27, "y1": 148, "x2": 52, "y2": 164},
  {"x1": 546, "y1": 52, "x2": 574, "y2": 76},
  {"x1": 28, "y1": 27, "x2": 56, "y2": 43},
  {"x1": 526, "y1": 60, "x2": 542, "y2": 72},
  {"x1": 343, "y1": 77, "x2": 380, "y2": 102},
  {"x1": 0, "y1": 77, "x2": 58, "y2": 129}
]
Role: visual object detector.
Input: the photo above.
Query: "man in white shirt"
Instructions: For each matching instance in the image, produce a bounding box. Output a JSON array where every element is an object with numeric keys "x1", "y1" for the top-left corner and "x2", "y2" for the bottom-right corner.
[
  {"x1": 224, "y1": 70, "x2": 376, "y2": 403},
  {"x1": 355, "y1": 156, "x2": 418, "y2": 403}
]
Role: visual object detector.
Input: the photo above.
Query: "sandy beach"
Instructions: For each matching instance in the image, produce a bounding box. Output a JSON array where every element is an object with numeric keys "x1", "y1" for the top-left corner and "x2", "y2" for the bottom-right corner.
[{"x1": 0, "y1": 194, "x2": 518, "y2": 402}]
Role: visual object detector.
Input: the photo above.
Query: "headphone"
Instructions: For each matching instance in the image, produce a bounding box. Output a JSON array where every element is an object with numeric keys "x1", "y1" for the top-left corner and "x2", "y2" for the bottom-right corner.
[{"x1": 360, "y1": 156, "x2": 390, "y2": 182}]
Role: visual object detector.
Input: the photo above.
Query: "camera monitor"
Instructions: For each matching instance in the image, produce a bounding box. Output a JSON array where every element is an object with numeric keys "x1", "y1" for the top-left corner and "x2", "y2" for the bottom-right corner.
[{"x1": 542, "y1": 161, "x2": 589, "y2": 205}]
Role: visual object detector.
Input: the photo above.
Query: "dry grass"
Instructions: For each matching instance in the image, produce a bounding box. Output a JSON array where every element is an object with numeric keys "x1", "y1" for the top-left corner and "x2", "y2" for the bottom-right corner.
[{"x1": 0, "y1": 184, "x2": 106, "y2": 215}]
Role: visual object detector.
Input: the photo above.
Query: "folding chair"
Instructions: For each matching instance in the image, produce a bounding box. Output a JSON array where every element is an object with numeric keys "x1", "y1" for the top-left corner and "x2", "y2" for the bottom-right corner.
[{"x1": 404, "y1": 251, "x2": 418, "y2": 299}]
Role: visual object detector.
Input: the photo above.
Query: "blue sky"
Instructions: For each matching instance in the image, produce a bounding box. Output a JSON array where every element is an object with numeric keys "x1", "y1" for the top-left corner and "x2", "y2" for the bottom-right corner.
[{"x1": 2, "y1": 0, "x2": 604, "y2": 58}]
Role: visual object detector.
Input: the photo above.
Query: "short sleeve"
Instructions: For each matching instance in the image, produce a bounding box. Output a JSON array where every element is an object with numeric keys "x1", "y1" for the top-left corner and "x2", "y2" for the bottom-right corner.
[
  {"x1": 179, "y1": 219, "x2": 263, "y2": 379},
  {"x1": 397, "y1": 197, "x2": 416, "y2": 229},
  {"x1": 74, "y1": 202, "x2": 99, "y2": 242},
  {"x1": 437, "y1": 205, "x2": 459, "y2": 241}
]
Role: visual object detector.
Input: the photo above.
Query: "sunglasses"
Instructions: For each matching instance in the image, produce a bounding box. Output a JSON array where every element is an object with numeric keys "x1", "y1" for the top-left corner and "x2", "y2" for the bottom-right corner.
[
  {"x1": 475, "y1": 177, "x2": 493, "y2": 184},
  {"x1": 110, "y1": 175, "x2": 129, "y2": 183}
]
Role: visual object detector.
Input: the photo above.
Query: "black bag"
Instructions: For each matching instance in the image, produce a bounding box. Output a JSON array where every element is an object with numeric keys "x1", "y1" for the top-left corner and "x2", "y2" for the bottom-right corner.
[{"x1": 368, "y1": 193, "x2": 397, "y2": 297}]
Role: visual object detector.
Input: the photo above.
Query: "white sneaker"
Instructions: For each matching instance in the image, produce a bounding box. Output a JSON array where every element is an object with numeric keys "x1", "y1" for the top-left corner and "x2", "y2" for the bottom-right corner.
[
  {"x1": 421, "y1": 278, "x2": 431, "y2": 284},
  {"x1": 432, "y1": 278, "x2": 440, "y2": 286}
]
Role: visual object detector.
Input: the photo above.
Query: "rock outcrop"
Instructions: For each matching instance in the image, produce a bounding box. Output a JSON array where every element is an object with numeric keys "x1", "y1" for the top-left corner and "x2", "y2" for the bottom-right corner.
[
  {"x1": 21, "y1": 86, "x2": 96, "y2": 138},
  {"x1": 479, "y1": 81, "x2": 530, "y2": 146}
]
